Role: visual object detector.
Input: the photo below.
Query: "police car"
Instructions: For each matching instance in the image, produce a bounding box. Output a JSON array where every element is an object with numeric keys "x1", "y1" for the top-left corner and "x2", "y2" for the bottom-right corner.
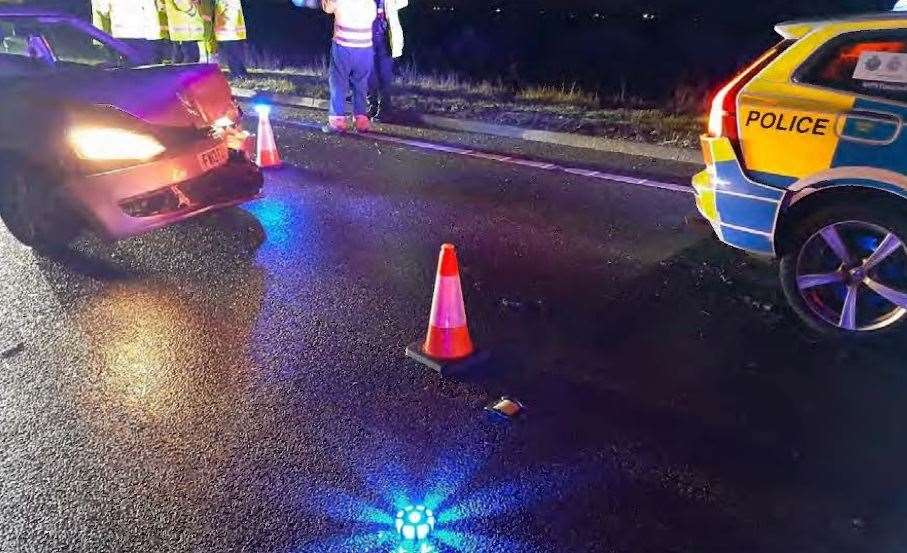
[
  {"x1": 695, "y1": 12, "x2": 907, "y2": 335},
  {"x1": 0, "y1": 8, "x2": 262, "y2": 253}
]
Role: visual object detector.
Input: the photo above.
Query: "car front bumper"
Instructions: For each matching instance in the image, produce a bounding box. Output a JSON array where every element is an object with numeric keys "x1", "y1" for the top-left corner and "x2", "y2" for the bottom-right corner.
[
  {"x1": 64, "y1": 138, "x2": 263, "y2": 240},
  {"x1": 693, "y1": 135, "x2": 786, "y2": 256}
]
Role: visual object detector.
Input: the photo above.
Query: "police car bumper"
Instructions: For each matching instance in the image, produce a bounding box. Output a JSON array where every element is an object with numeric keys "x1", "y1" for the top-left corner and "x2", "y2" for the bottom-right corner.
[
  {"x1": 63, "y1": 138, "x2": 263, "y2": 240},
  {"x1": 694, "y1": 135, "x2": 786, "y2": 256}
]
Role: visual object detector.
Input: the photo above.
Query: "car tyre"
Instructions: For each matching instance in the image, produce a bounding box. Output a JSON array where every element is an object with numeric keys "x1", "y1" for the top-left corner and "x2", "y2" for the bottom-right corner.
[
  {"x1": 0, "y1": 162, "x2": 80, "y2": 254},
  {"x1": 780, "y1": 200, "x2": 907, "y2": 338}
]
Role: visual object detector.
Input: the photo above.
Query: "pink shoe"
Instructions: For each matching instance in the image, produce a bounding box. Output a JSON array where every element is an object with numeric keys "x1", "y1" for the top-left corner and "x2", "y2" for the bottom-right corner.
[
  {"x1": 322, "y1": 116, "x2": 348, "y2": 134},
  {"x1": 355, "y1": 115, "x2": 371, "y2": 133}
]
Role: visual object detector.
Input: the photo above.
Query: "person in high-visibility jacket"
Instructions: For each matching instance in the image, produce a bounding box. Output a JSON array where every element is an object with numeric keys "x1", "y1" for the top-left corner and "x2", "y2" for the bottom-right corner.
[
  {"x1": 368, "y1": 0, "x2": 407, "y2": 121},
  {"x1": 163, "y1": 0, "x2": 206, "y2": 63},
  {"x1": 213, "y1": 0, "x2": 248, "y2": 76},
  {"x1": 91, "y1": 0, "x2": 169, "y2": 63},
  {"x1": 90, "y1": 0, "x2": 111, "y2": 35},
  {"x1": 321, "y1": 0, "x2": 377, "y2": 133},
  {"x1": 198, "y1": 0, "x2": 217, "y2": 63}
]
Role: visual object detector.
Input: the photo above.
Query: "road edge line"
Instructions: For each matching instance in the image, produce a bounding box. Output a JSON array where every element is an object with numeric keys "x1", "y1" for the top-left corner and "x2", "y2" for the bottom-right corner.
[
  {"x1": 271, "y1": 117, "x2": 693, "y2": 196},
  {"x1": 232, "y1": 87, "x2": 702, "y2": 165}
]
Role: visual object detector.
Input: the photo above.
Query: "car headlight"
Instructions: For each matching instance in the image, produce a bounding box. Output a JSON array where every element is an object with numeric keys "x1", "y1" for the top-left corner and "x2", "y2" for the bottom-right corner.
[{"x1": 68, "y1": 127, "x2": 166, "y2": 161}]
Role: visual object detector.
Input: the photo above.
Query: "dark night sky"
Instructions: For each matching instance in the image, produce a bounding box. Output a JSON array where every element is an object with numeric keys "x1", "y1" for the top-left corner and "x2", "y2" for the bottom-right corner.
[
  {"x1": 21, "y1": 0, "x2": 906, "y2": 98},
  {"x1": 242, "y1": 0, "x2": 898, "y2": 97}
]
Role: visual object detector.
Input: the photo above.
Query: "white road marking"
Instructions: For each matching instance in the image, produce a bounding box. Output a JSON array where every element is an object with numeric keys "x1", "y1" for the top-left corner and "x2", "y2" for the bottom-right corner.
[{"x1": 275, "y1": 118, "x2": 693, "y2": 195}]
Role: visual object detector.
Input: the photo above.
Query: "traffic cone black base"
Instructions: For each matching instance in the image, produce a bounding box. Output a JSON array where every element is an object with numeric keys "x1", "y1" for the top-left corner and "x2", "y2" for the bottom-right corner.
[{"x1": 405, "y1": 341, "x2": 490, "y2": 376}]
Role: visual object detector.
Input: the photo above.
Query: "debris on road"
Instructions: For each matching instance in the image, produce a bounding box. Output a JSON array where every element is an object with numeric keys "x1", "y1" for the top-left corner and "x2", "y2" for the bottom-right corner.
[
  {"x1": 498, "y1": 297, "x2": 545, "y2": 313},
  {"x1": 1, "y1": 342, "x2": 24, "y2": 359},
  {"x1": 485, "y1": 396, "x2": 526, "y2": 421}
]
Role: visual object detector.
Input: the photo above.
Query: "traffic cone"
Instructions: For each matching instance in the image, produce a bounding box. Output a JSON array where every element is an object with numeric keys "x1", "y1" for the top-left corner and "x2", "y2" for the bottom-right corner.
[
  {"x1": 255, "y1": 106, "x2": 282, "y2": 168},
  {"x1": 406, "y1": 244, "x2": 488, "y2": 375}
]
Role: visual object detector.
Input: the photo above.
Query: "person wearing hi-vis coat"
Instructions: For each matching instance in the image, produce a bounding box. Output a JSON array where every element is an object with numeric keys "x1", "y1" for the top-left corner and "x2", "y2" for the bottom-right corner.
[
  {"x1": 90, "y1": 0, "x2": 169, "y2": 64},
  {"x1": 321, "y1": 0, "x2": 377, "y2": 134},
  {"x1": 164, "y1": 0, "x2": 205, "y2": 63},
  {"x1": 213, "y1": 0, "x2": 249, "y2": 76},
  {"x1": 91, "y1": 0, "x2": 111, "y2": 35},
  {"x1": 368, "y1": 0, "x2": 407, "y2": 121}
]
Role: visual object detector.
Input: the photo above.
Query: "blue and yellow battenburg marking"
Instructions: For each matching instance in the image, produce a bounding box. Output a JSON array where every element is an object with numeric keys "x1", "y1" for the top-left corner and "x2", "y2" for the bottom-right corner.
[
  {"x1": 694, "y1": 137, "x2": 785, "y2": 255},
  {"x1": 694, "y1": 14, "x2": 907, "y2": 256}
]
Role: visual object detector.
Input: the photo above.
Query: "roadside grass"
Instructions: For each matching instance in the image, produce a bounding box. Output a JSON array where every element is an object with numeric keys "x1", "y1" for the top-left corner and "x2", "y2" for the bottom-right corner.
[
  {"x1": 231, "y1": 75, "x2": 297, "y2": 95},
  {"x1": 230, "y1": 58, "x2": 704, "y2": 147},
  {"x1": 516, "y1": 83, "x2": 600, "y2": 109}
]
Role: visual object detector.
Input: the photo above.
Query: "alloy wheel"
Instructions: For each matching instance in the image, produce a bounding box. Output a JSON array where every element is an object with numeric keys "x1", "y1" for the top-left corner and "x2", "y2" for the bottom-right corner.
[{"x1": 796, "y1": 220, "x2": 907, "y2": 331}]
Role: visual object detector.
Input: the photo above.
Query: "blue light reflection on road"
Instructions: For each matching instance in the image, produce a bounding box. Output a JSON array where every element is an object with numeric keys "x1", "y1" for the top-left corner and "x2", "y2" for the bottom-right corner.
[
  {"x1": 243, "y1": 197, "x2": 297, "y2": 254},
  {"x1": 299, "y1": 448, "x2": 570, "y2": 553}
]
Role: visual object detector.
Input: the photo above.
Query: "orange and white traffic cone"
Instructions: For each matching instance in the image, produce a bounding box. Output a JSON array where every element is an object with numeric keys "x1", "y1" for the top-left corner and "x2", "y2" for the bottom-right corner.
[
  {"x1": 406, "y1": 244, "x2": 488, "y2": 375},
  {"x1": 255, "y1": 105, "x2": 282, "y2": 169}
]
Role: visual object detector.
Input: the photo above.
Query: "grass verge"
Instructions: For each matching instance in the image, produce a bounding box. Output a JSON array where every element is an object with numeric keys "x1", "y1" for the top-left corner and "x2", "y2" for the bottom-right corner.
[{"x1": 231, "y1": 63, "x2": 704, "y2": 148}]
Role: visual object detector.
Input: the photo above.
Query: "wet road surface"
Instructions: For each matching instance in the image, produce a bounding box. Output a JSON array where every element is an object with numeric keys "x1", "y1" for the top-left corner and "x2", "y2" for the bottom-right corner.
[{"x1": 2, "y1": 115, "x2": 907, "y2": 552}]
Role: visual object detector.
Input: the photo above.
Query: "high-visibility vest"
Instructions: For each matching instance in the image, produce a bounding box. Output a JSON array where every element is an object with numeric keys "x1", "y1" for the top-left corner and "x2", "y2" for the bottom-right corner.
[
  {"x1": 198, "y1": 0, "x2": 218, "y2": 56},
  {"x1": 106, "y1": 0, "x2": 168, "y2": 40},
  {"x1": 214, "y1": 0, "x2": 247, "y2": 41},
  {"x1": 384, "y1": 0, "x2": 407, "y2": 59},
  {"x1": 323, "y1": 0, "x2": 376, "y2": 49},
  {"x1": 91, "y1": 0, "x2": 112, "y2": 34},
  {"x1": 164, "y1": 0, "x2": 206, "y2": 42}
]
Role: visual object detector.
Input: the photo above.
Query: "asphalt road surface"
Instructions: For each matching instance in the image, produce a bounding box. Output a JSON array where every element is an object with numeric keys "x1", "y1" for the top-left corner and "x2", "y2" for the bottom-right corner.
[{"x1": 2, "y1": 111, "x2": 907, "y2": 553}]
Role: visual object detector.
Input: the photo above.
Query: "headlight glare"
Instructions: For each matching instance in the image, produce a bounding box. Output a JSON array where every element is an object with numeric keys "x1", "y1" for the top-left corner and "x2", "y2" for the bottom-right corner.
[{"x1": 69, "y1": 127, "x2": 166, "y2": 161}]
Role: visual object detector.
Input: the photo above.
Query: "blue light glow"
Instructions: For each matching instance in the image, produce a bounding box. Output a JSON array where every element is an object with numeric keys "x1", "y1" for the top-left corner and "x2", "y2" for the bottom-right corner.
[
  {"x1": 254, "y1": 103, "x2": 272, "y2": 116},
  {"x1": 298, "y1": 443, "x2": 560, "y2": 553},
  {"x1": 395, "y1": 505, "x2": 435, "y2": 541}
]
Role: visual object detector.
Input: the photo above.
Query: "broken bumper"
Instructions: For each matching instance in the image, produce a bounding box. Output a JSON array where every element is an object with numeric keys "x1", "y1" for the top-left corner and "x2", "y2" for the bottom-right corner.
[{"x1": 64, "y1": 138, "x2": 263, "y2": 240}]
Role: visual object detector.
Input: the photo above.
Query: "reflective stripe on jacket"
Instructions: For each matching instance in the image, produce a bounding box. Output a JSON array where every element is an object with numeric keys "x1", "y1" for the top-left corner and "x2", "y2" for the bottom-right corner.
[
  {"x1": 323, "y1": 0, "x2": 376, "y2": 49},
  {"x1": 164, "y1": 0, "x2": 206, "y2": 41},
  {"x1": 214, "y1": 0, "x2": 247, "y2": 41}
]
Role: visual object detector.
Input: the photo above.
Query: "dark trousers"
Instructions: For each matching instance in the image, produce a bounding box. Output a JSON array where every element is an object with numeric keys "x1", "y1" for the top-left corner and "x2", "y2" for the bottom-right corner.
[
  {"x1": 120, "y1": 38, "x2": 166, "y2": 65},
  {"x1": 219, "y1": 41, "x2": 248, "y2": 76},
  {"x1": 172, "y1": 41, "x2": 200, "y2": 64},
  {"x1": 329, "y1": 42, "x2": 373, "y2": 117},
  {"x1": 368, "y1": 31, "x2": 394, "y2": 109}
]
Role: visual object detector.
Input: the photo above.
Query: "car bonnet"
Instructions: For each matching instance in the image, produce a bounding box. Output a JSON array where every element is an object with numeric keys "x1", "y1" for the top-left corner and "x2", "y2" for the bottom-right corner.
[{"x1": 39, "y1": 63, "x2": 237, "y2": 129}]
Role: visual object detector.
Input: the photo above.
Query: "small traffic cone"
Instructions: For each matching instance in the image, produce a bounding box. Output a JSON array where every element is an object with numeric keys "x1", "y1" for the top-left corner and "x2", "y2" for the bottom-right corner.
[
  {"x1": 406, "y1": 244, "x2": 488, "y2": 375},
  {"x1": 255, "y1": 105, "x2": 282, "y2": 168}
]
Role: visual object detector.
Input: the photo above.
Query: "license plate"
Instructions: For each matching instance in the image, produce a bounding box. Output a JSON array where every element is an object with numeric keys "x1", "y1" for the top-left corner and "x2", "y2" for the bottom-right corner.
[{"x1": 198, "y1": 144, "x2": 229, "y2": 172}]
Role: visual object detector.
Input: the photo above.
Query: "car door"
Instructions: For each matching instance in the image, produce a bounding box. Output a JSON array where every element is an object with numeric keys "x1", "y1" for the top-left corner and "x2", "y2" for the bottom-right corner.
[{"x1": 796, "y1": 29, "x2": 907, "y2": 176}]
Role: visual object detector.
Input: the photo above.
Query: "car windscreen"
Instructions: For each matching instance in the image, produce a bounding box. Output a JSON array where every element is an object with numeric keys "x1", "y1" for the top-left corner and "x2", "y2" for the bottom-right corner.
[{"x1": 0, "y1": 17, "x2": 131, "y2": 71}]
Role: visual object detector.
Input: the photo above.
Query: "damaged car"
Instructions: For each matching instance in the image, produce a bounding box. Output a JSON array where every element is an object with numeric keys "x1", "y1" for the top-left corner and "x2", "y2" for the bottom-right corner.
[{"x1": 0, "y1": 8, "x2": 263, "y2": 252}]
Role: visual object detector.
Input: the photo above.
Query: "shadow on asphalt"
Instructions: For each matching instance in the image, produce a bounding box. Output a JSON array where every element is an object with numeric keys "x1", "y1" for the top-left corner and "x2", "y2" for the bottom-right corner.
[
  {"x1": 35, "y1": 206, "x2": 266, "y2": 282},
  {"x1": 447, "y1": 235, "x2": 907, "y2": 551}
]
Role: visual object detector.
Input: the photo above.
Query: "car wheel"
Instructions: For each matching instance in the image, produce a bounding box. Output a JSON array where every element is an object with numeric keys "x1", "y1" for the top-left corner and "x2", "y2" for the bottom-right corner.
[
  {"x1": 0, "y1": 162, "x2": 79, "y2": 253},
  {"x1": 780, "y1": 200, "x2": 907, "y2": 337}
]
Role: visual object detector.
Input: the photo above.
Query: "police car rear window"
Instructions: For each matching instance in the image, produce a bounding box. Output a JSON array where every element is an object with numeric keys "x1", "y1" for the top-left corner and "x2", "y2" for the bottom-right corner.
[{"x1": 798, "y1": 30, "x2": 907, "y2": 102}]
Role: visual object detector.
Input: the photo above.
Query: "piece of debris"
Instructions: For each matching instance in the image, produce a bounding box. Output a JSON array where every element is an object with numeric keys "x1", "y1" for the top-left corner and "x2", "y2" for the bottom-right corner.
[
  {"x1": 1, "y1": 342, "x2": 24, "y2": 359},
  {"x1": 485, "y1": 396, "x2": 526, "y2": 421}
]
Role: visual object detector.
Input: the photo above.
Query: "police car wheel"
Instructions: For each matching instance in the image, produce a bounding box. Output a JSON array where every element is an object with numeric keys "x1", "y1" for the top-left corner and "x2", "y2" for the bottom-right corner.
[
  {"x1": 780, "y1": 201, "x2": 907, "y2": 337},
  {"x1": 0, "y1": 163, "x2": 78, "y2": 253}
]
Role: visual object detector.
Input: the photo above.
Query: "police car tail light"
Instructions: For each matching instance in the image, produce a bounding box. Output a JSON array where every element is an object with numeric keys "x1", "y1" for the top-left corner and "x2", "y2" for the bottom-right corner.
[{"x1": 708, "y1": 40, "x2": 793, "y2": 140}]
